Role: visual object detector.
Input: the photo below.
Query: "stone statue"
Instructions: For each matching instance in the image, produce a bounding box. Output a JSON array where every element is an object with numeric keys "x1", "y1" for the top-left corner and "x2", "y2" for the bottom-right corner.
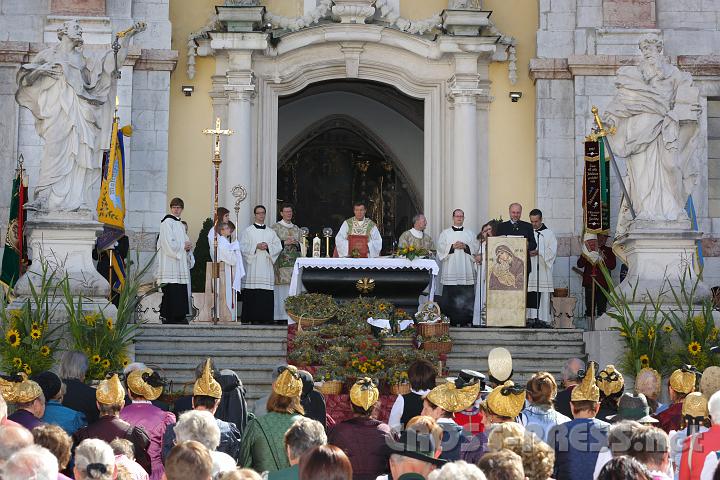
[
  {"x1": 604, "y1": 34, "x2": 701, "y2": 234},
  {"x1": 448, "y1": 0, "x2": 482, "y2": 9},
  {"x1": 15, "y1": 19, "x2": 145, "y2": 212}
]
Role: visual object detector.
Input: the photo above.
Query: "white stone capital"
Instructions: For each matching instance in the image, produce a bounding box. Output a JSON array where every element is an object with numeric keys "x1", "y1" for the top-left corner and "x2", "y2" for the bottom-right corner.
[{"x1": 332, "y1": 0, "x2": 376, "y2": 24}]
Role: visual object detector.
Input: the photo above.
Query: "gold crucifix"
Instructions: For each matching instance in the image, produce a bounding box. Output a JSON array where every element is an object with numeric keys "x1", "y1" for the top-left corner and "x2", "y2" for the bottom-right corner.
[{"x1": 202, "y1": 117, "x2": 234, "y2": 156}]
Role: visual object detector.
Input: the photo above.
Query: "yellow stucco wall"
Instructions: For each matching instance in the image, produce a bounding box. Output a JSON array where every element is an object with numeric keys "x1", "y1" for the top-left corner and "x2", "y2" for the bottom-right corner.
[{"x1": 168, "y1": 0, "x2": 538, "y2": 240}]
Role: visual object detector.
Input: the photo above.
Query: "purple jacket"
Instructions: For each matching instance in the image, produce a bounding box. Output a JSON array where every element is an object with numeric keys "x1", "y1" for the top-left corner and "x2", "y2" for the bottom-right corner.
[
  {"x1": 121, "y1": 402, "x2": 175, "y2": 480},
  {"x1": 328, "y1": 416, "x2": 396, "y2": 480},
  {"x1": 8, "y1": 409, "x2": 43, "y2": 431}
]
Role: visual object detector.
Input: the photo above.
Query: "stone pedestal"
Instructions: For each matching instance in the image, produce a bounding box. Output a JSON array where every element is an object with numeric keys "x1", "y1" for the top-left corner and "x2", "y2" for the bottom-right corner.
[
  {"x1": 13, "y1": 212, "x2": 114, "y2": 314},
  {"x1": 442, "y1": 9, "x2": 491, "y2": 36},
  {"x1": 332, "y1": 0, "x2": 375, "y2": 24},
  {"x1": 616, "y1": 225, "x2": 710, "y2": 304},
  {"x1": 216, "y1": 5, "x2": 265, "y2": 32},
  {"x1": 551, "y1": 296, "x2": 576, "y2": 328}
]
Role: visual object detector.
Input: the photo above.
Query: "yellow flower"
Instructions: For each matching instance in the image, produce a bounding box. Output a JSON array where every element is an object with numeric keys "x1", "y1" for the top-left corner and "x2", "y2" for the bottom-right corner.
[
  {"x1": 663, "y1": 325, "x2": 673, "y2": 333},
  {"x1": 106, "y1": 318, "x2": 113, "y2": 331},
  {"x1": 9, "y1": 309, "x2": 22, "y2": 320},
  {"x1": 91, "y1": 354, "x2": 101, "y2": 364},
  {"x1": 693, "y1": 316, "x2": 706, "y2": 332},
  {"x1": 12, "y1": 357, "x2": 22, "y2": 368},
  {"x1": 23, "y1": 364, "x2": 31, "y2": 375},
  {"x1": 409, "y1": 245, "x2": 415, "y2": 251},
  {"x1": 688, "y1": 341, "x2": 702, "y2": 356},
  {"x1": 360, "y1": 367, "x2": 367, "y2": 373},
  {"x1": 30, "y1": 328, "x2": 41, "y2": 341},
  {"x1": 639, "y1": 354, "x2": 650, "y2": 367},
  {"x1": 635, "y1": 327, "x2": 644, "y2": 340},
  {"x1": 711, "y1": 328, "x2": 719, "y2": 341},
  {"x1": 619, "y1": 331, "x2": 628, "y2": 337},
  {"x1": 39, "y1": 346, "x2": 51, "y2": 357},
  {"x1": 101, "y1": 359, "x2": 111, "y2": 368},
  {"x1": 84, "y1": 314, "x2": 96, "y2": 326},
  {"x1": 122, "y1": 358, "x2": 129, "y2": 367},
  {"x1": 647, "y1": 327, "x2": 656, "y2": 341},
  {"x1": 5, "y1": 329, "x2": 20, "y2": 347},
  {"x1": 378, "y1": 304, "x2": 387, "y2": 312}
]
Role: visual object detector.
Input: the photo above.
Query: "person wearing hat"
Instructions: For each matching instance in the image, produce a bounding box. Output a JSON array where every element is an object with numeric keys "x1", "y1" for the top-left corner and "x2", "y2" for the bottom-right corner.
[
  {"x1": 385, "y1": 416, "x2": 445, "y2": 480},
  {"x1": 521, "y1": 371, "x2": 571, "y2": 442},
  {"x1": 454, "y1": 369, "x2": 489, "y2": 437},
  {"x1": 669, "y1": 392, "x2": 708, "y2": 478},
  {"x1": 328, "y1": 378, "x2": 395, "y2": 479},
  {"x1": 596, "y1": 364, "x2": 625, "y2": 423},
  {"x1": 679, "y1": 390, "x2": 720, "y2": 480},
  {"x1": 5, "y1": 373, "x2": 46, "y2": 430},
  {"x1": 548, "y1": 362, "x2": 610, "y2": 480},
  {"x1": 240, "y1": 365, "x2": 305, "y2": 473},
  {"x1": 487, "y1": 347, "x2": 513, "y2": 388},
  {"x1": 120, "y1": 368, "x2": 176, "y2": 480},
  {"x1": 162, "y1": 359, "x2": 242, "y2": 462},
  {"x1": 421, "y1": 378, "x2": 480, "y2": 461},
  {"x1": 388, "y1": 359, "x2": 437, "y2": 431},
  {"x1": 636, "y1": 367, "x2": 664, "y2": 414},
  {"x1": 607, "y1": 392, "x2": 659, "y2": 425},
  {"x1": 655, "y1": 366, "x2": 698, "y2": 433},
  {"x1": 72, "y1": 374, "x2": 152, "y2": 474},
  {"x1": 33, "y1": 371, "x2": 87, "y2": 435},
  {"x1": 298, "y1": 370, "x2": 327, "y2": 429}
]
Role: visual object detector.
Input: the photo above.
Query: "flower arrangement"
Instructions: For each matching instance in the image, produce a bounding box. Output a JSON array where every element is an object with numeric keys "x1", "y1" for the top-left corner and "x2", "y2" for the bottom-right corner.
[
  {"x1": 396, "y1": 245, "x2": 429, "y2": 261},
  {"x1": 388, "y1": 369, "x2": 409, "y2": 386},
  {"x1": 285, "y1": 293, "x2": 338, "y2": 320},
  {"x1": 414, "y1": 302, "x2": 449, "y2": 324}
]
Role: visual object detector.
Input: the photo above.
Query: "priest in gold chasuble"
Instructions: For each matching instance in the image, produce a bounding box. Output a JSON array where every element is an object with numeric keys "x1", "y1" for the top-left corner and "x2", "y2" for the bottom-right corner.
[
  {"x1": 271, "y1": 204, "x2": 302, "y2": 285},
  {"x1": 398, "y1": 213, "x2": 435, "y2": 251},
  {"x1": 335, "y1": 201, "x2": 382, "y2": 258}
]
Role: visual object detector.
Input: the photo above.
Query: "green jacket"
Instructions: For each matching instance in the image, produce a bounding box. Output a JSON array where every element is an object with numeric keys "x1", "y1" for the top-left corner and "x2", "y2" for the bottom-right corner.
[
  {"x1": 239, "y1": 412, "x2": 301, "y2": 473},
  {"x1": 267, "y1": 464, "x2": 299, "y2": 480}
]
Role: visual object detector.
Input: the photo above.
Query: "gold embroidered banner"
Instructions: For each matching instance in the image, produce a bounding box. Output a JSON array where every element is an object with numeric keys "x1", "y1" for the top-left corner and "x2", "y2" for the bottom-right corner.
[{"x1": 486, "y1": 236, "x2": 527, "y2": 327}]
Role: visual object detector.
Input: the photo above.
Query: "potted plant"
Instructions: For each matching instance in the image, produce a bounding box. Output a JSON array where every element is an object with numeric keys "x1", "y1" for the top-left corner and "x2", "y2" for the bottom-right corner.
[{"x1": 285, "y1": 293, "x2": 338, "y2": 328}]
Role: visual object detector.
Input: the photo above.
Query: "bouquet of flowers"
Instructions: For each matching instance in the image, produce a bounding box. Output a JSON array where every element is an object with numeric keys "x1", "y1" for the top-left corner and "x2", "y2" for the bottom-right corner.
[{"x1": 396, "y1": 245, "x2": 429, "y2": 261}]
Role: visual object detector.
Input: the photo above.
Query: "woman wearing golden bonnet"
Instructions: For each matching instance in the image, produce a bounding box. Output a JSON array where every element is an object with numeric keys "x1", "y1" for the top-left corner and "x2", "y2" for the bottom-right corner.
[
  {"x1": 668, "y1": 392, "x2": 709, "y2": 475},
  {"x1": 596, "y1": 365, "x2": 625, "y2": 423},
  {"x1": 239, "y1": 365, "x2": 304, "y2": 473},
  {"x1": 4, "y1": 373, "x2": 45, "y2": 430},
  {"x1": 421, "y1": 378, "x2": 481, "y2": 461},
  {"x1": 328, "y1": 378, "x2": 395, "y2": 480},
  {"x1": 120, "y1": 367, "x2": 175, "y2": 480},
  {"x1": 483, "y1": 381, "x2": 526, "y2": 425},
  {"x1": 655, "y1": 365, "x2": 699, "y2": 433}
]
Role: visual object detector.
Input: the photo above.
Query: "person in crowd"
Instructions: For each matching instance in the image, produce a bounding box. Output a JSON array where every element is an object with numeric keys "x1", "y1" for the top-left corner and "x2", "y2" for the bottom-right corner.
[
  {"x1": 669, "y1": 392, "x2": 708, "y2": 479},
  {"x1": 0, "y1": 391, "x2": 18, "y2": 427},
  {"x1": 656, "y1": 366, "x2": 699, "y2": 433},
  {"x1": 328, "y1": 378, "x2": 394, "y2": 479},
  {"x1": 455, "y1": 369, "x2": 489, "y2": 437},
  {"x1": 636, "y1": 368, "x2": 664, "y2": 414},
  {"x1": 73, "y1": 374, "x2": 151, "y2": 474},
  {"x1": 298, "y1": 444, "x2": 353, "y2": 480},
  {"x1": 3, "y1": 445, "x2": 59, "y2": 480},
  {"x1": 593, "y1": 420, "x2": 643, "y2": 479},
  {"x1": 298, "y1": 370, "x2": 326, "y2": 428},
  {"x1": 597, "y1": 456, "x2": 653, "y2": 480},
  {"x1": 386, "y1": 417, "x2": 445, "y2": 480},
  {"x1": 487, "y1": 424, "x2": 554, "y2": 480},
  {"x1": 173, "y1": 410, "x2": 236, "y2": 478},
  {"x1": 5, "y1": 373, "x2": 45, "y2": 430},
  {"x1": 398, "y1": 213, "x2": 436, "y2": 251},
  {"x1": 32, "y1": 424, "x2": 73, "y2": 479},
  {"x1": 172, "y1": 358, "x2": 216, "y2": 416},
  {"x1": 437, "y1": 209, "x2": 479, "y2": 326},
  {"x1": 120, "y1": 367, "x2": 176, "y2": 480},
  {"x1": 218, "y1": 470, "x2": 263, "y2": 480},
  {"x1": 482, "y1": 381, "x2": 526, "y2": 426},
  {"x1": 422, "y1": 378, "x2": 480, "y2": 460},
  {"x1": 240, "y1": 365, "x2": 304, "y2": 472},
  {"x1": 269, "y1": 417, "x2": 327, "y2": 480},
  {"x1": 156, "y1": 197, "x2": 193, "y2": 324},
  {"x1": 597, "y1": 365, "x2": 625, "y2": 422},
  {"x1": 164, "y1": 440, "x2": 214, "y2": 480},
  {"x1": 555, "y1": 357, "x2": 586, "y2": 419},
  {"x1": 609, "y1": 393, "x2": 659, "y2": 425},
  {"x1": 388, "y1": 359, "x2": 437, "y2": 430},
  {"x1": 577, "y1": 233, "x2": 616, "y2": 318},
  {"x1": 486, "y1": 421, "x2": 525, "y2": 452},
  {"x1": 487, "y1": 347, "x2": 513, "y2": 387},
  {"x1": 163, "y1": 359, "x2": 241, "y2": 462},
  {"x1": 527, "y1": 208, "x2": 557, "y2": 328},
  {"x1": 34, "y1": 370, "x2": 87, "y2": 435},
  {"x1": 59, "y1": 350, "x2": 99, "y2": 423},
  {"x1": 111, "y1": 439, "x2": 150, "y2": 480},
  {"x1": 548, "y1": 362, "x2": 610, "y2": 479},
  {"x1": 700, "y1": 366, "x2": 720, "y2": 401},
  {"x1": 428, "y1": 460, "x2": 487, "y2": 480},
  {"x1": 629, "y1": 426, "x2": 673, "y2": 479},
  {"x1": 521, "y1": 371, "x2": 570, "y2": 442},
  {"x1": 254, "y1": 364, "x2": 287, "y2": 417},
  {"x1": 477, "y1": 449, "x2": 525, "y2": 480},
  {"x1": 0, "y1": 424, "x2": 34, "y2": 466},
  {"x1": 74, "y1": 439, "x2": 116, "y2": 480}
]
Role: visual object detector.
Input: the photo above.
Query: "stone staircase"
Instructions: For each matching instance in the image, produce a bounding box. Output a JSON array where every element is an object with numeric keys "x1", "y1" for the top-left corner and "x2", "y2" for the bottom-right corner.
[{"x1": 133, "y1": 324, "x2": 585, "y2": 409}]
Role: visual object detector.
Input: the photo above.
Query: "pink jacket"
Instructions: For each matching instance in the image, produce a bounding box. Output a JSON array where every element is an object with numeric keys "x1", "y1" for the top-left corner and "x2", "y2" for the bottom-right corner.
[{"x1": 120, "y1": 402, "x2": 175, "y2": 480}]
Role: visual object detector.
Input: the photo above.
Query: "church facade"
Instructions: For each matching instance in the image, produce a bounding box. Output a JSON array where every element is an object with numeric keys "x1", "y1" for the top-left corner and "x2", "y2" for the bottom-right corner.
[{"x1": 1, "y1": 0, "x2": 720, "y2": 315}]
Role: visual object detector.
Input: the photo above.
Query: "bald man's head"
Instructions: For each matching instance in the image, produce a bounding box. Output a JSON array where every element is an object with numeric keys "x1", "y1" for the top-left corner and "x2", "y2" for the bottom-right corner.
[{"x1": 0, "y1": 425, "x2": 34, "y2": 464}]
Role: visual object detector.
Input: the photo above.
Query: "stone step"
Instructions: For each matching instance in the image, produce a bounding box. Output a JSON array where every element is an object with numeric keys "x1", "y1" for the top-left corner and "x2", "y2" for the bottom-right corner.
[{"x1": 136, "y1": 337, "x2": 286, "y2": 352}]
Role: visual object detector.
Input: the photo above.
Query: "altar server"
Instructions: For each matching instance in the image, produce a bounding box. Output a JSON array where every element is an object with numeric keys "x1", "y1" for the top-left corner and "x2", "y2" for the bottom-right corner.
[
  {"x1": 215, "y1": 222, "x2": 245, "y2": 317},
  {"x1": 156, "y1": 197, "x2": 192, "y2": 324},
  {"x1": 208, "y1": 207, "x2": 230, "y2": 260},
  {"x1": 527, "y1": 209, "x2": 557, "y2": 327},
  {"x1": 240, "y1": 205, "x2": 282, "y2": 324},
  {"x1": 437, "y1": 209, "x2": 478, "y2": 326},
  {"x1": 398, "y1": 213, "x2": 435, "y2": 251},
  {"x1": 335, "y1": 201, "x2": 382, "y2": 258}
]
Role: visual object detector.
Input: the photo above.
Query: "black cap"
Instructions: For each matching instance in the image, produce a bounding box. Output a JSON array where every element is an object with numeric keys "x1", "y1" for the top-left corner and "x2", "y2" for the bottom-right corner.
[
  {"x1": 459, "y1": 369, "x2": 486, "y2": 383},
  {"x1": 387, "y1": 430, "x2": 447, "y2": 467},
  {"x1": 32, "y1": 371, "x2": 62, "y2": 400}
]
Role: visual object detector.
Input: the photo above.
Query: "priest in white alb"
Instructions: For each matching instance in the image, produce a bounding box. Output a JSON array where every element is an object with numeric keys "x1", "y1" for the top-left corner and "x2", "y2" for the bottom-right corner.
[
  {"x1": 335, "y1": 201, "x2": 382, "y2": 258},
  {"x1": 437, "y1": 209, "x2": 479, "y2": 326},
  {"x1": 527, "y1": 209, "x2": 557, "y2": 327},
  {"x1": 239, "y1": 205, "x2": 282, "y2": 325},
  {"x1": 156, "y1": 197, "x2": 192, "y2": 324}
]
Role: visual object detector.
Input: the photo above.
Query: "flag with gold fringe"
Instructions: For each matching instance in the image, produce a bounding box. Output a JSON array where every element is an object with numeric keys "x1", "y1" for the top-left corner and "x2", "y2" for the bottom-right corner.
[
  {"x1": 0, "y1": 158, "x2": 28, "y2": 293},
  {"x1": 582, "y1": 136, "x2": 611, "y2": 235}
]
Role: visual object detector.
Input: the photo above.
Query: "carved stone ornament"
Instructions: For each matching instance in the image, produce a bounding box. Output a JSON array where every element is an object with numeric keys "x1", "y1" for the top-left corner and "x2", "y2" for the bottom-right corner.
[
  {"x1": 225, "y1": 0, "x2": 259, "y2": 5},
  {"x1": 448, "y1": 0, "x2": 482, "y2": 9},
  {"x1": 332, "y1": 0, "x2": 376, "y2": 24}
]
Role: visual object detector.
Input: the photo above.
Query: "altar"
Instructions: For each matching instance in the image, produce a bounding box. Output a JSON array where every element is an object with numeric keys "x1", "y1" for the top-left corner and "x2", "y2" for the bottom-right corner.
[{"x1": 283, "y1": 258, "x2": 439, "y2": 319}]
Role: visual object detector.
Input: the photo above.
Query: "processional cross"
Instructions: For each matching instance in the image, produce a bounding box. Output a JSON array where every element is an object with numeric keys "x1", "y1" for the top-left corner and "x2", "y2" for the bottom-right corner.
[{"x1": 203, "y1": 117, "x2": 234, "y2": 324}]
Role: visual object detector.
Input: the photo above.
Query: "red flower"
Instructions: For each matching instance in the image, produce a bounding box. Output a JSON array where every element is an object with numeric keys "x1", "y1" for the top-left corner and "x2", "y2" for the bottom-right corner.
[{"x1": 360, "y1": 355, "x2": 367, "y2": 362}]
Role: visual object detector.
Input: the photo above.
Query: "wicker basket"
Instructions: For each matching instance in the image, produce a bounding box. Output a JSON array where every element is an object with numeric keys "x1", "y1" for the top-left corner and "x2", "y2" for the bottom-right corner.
[
  {"x1": 318, "y1": 380, "x2": 343, "y2": 395},
  {"x1": 390, "y1": 383, "x2": 411, "y2": 396},
  {"x1": 417, "y1": 322, "x2": 449, "y2": 338},
  {"x1": 381, "y1": 336, "x2": 415, "y2": 349},
  {"x1": 287, "y1": 311, "x2": 333, "y2": 328},
  {"x1": 422, "y1": 340, "x2": 453, "y2": 354}
]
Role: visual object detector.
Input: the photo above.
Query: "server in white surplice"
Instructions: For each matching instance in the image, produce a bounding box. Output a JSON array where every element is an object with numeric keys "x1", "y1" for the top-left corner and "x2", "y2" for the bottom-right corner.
[
  {"x1": 156, "y1": 197, "x2": 192, "y2": 324},
  {"x1": 527, "y1": 209, "x2": 557, "y2": 327},
  {"x1": 239, "y1": 205, "x2": 281, "y2": 324},
  {"x1": 437, "y1": 209, "x2": 479, "y2": 326}
]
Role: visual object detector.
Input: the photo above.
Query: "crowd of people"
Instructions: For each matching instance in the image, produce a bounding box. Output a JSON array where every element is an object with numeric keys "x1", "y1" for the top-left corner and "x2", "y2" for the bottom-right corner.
[{"x1": 4, "y1": 348, "x2": 720, "y2": 479}]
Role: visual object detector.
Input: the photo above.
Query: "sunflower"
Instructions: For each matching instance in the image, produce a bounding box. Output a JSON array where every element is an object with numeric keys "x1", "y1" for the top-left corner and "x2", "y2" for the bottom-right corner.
[
  {"x1": 647, "y1": 327, "x2": 656, "y2": 341},
  {"x1": 30, "y1": 328, "x2": 42, "y2": 341},
  {"x1": 5, "y1": 329, "x2": 20, "y2": 347},
  {"x1": 91, "y1": 354, "x2": 101, "y2": 364},
  {"x1": 23, "y1": 364, "x2": 31, "y2": 375},
  {"x1": 12, "y1": 357, "x2": 22, "y2": 368},
  {"x1": 639, "y1": 354, "x2": 650, "y2": 367},
  {"x1": 84, "y1": 314, "x2": 97, "y2": 326},
  {"x1": 688, "y1": 341, "x2": 702, "y2": 356},
  {"x1": 106, "y1": 318, "x2": 113, "y2": 331},
  {"x1": 663, "y1": 325, "x2": 673, "y2": 333},
  {"x1": 101, "y1": 359, "x2": 111, "y2": 368},
  {"x1": 39, "y1": 346, "x2": 51, "y2": 357}
]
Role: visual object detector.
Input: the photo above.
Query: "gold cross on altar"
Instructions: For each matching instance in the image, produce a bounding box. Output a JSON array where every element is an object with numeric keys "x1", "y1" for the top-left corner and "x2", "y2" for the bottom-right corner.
[{"x1": 202, "y1": 117, "x2": 234, "y2": 155}]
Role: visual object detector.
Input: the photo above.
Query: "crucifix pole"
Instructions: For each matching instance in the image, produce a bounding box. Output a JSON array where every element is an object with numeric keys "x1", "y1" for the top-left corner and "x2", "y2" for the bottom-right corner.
[{"x1": 203, "y1": 117, "x2": 234, "y2": 324}]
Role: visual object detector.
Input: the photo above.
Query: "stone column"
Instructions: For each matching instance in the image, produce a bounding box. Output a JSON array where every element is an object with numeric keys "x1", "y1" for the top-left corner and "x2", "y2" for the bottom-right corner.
[
  {"x1": 224, "y1": 77, "x2": 255, "y2": 225},
  {"x1": 450, "y1": 90, "x2": 479, "y2": 229}
]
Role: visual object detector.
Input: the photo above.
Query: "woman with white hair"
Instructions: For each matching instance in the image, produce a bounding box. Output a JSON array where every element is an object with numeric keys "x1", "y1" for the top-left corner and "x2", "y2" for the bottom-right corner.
[
  {"x1": 3, "y1": 445, "x2": 59, "y2": 480},
  {"x1": 428, "y1": 460, "x2": 486, "y2": 480},
  {"x1": 175, "y1": 409, "x2": 236, "y2": 477},
  {"x1": 59, "y1": 350, "x2": 99, "y2": 423},
  {"x1": 74, "y1": 439, "x2": 115, "y2": 480}
]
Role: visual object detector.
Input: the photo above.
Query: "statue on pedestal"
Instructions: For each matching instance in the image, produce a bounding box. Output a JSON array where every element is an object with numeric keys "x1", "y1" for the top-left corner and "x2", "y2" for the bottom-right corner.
[
  {"x1": 15, "y1": 19, "x2": 145, "y2": 213},
  {"x1": 603, "y1": 33, "x2": 701, "y2": 235}
]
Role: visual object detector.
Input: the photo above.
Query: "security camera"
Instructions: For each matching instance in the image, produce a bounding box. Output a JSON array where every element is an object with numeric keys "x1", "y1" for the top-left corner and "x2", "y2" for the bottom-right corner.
[
  {"x1": 509, "y1": 91, "x2": 522, "y2": 102},
  {"x1": 182, "y1": 85, "x2": 194, "y2": 97}
]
